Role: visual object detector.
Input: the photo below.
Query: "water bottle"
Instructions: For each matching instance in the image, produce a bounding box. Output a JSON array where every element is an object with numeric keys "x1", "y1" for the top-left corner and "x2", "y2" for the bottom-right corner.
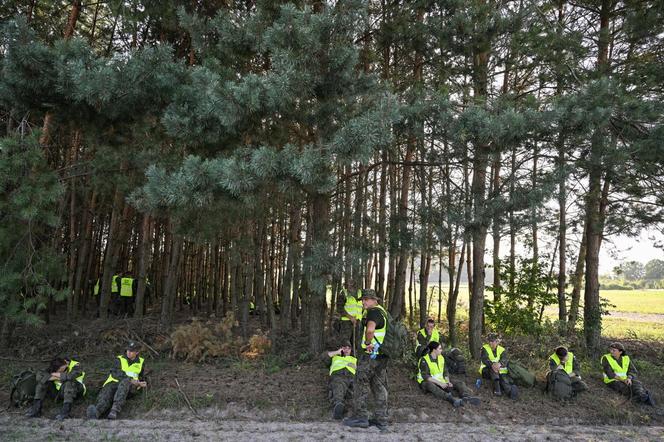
[
  {"x1": 370, "y1": 342, "x2": 381, "y2": 359},
  {"x1": 475, "y1": 378, "x2": 482, "y2": 389}
]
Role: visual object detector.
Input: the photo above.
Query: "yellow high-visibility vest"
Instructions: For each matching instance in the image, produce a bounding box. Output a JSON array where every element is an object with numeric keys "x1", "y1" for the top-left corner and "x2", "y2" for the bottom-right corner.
[
  {"x1": 120, "y1": 277, "x2": 134, "y2": 297},
  {"x1": 417, "y1": 328, "x2": 440, "y2": 344},
  {"x1": 54, "y1": 359, "x2": 86, "y2": 395},
  {"x1": 103, "y1": 355, "x2": 144, "y2": 386},
  {"x1": 550, "y1": 352, "x2": 574, "y2": 375},
  {"x1": 417, "y1": 353, "x2": 449, "y2": 384},
  {"x1": 341, "y1": 289, "x2": 363, "y2": 321},
  {"x1": 479, "y1": 344, "x2": 508, "y2": 374},
  {"x1": 601, "y1": 353, "x2": 630, "y2": 384},
  {"x1": 329, "y1": 355, "x2": 357, "y2": 376}
]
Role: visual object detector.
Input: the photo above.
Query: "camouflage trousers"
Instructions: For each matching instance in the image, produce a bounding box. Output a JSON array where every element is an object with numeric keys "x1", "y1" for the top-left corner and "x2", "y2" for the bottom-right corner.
[
  {"x1": 420, "y1": 378, "x2": 472, "y2": 401},
  {"x1": 329, "y1": 372, "x2": 354, "y2": 407},
  {"x1": 481, "y1": 367, "x2": 513, "y2": 393},
  {"x1": 95, "y1": 378, "x2": 137, "y2": 415},
  {"x1": 352, "y1": 354, "x2": 388, "y2": 425},
  {"x1": 607, "y1": 379, "x2": 650, "y2": 403},
  {"x1": 34, "y1": 371, "x2": 84, "y2": 404}
]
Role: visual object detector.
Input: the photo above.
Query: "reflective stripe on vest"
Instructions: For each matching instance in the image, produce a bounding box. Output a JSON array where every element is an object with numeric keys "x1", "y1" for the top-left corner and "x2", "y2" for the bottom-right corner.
[
  {"x1": 341, "y1": 289, "x2": 363, "y2": 321},
  {"x1": 120, "y1": 277, "x2": 134, "y2": 297},
  {"x1": 417, "y1": 354, "x2": 448, "y2": 384},
  {"x1": 54, "y1": 360, "x2": 86, "y2": 395},
  {"x1": 329, "y1": 355, "x2": 357, "y2": 376},
  {"x1": 103, "y1": 355, "x2": 145, "y2": 386},
  {"x1": 361, "y1": 305, "x2": 387, "y2": 349},
  {"x1": 601, "y1": 354, "x2": 630, "y2": 384},
  {"x1": 550, "y1": 352, "x2": 574, "y2": 375},
  {"x1": 418, "y1": 328, "x2": 440, "y2": 345},
  {"x1": 478, "y1": 344, "x2": 508, "y2": 374},
  {"x1": 111, "y1": 275, "x2": 120, "y2": 293}
]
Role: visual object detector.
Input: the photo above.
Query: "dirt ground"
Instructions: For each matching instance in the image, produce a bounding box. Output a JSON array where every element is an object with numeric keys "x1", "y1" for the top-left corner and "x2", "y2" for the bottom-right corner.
[
  {"x1": 1, "y1": 314, "x2": 663, "y2": 441},
  {"x1": 1, "y1": 413, "x2": 664, "y2": 441}
]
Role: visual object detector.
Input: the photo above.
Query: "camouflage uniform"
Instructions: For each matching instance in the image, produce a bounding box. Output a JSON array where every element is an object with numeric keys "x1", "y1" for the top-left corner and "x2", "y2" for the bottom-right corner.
[
  {"x1": 353, "y1": 353, "x2": 388, "y2": 425},
  {"x1": 34, "y1": 362, "x2": 84, "y2": 404},
  {"x1": 93, "y1": 354, "x2": 144, "y2": 417},
  {"x1": 602, "y1": 353, "x2": 652, "y2": 404}
]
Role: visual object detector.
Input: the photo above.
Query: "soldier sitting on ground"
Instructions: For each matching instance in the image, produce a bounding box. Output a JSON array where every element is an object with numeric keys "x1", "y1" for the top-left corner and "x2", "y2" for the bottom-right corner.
[
  {"x1": 547, "y1": 346, "x2": 588, "y2": 398},
  {"x1": 479, "y1": 333, "x2": 518, "y2": 400},
  {"x1": 87, "y1": 341, "x2": 147, "y2": 420},
  {"x1": 323, "y1": 341, "x2": 357, "y2": 420},
  {"x1": 25, "y1": 356, "x2": 86, "y2": 420},
  {"x1": 601, "y1": 342, "x2": 655, "y2": 406},
  {"x1": 417, "y1": 341, "x2": 480, "y2": 408}
]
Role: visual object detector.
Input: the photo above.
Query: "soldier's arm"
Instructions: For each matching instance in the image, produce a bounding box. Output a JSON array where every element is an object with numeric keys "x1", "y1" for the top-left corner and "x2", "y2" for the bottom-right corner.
[
  {"x1": 479, "y1": 348, "x2": 491, "y2": 367},
  {"x1": 548, "y1": 358, "x2": 558, "y2": 371},
  {"x1": 60, "y1": 362, "x2": 83, "y2": 382},
  {"x1": 110, "y1": 358, "x2": 129, "y2": 381},
  {"x1": 572, "y1": 356, "x2": 580, "y2": 375},
  {"x1": 626, "y1": 359, "x2": 637, "y2": 380},
  {"x1": 419, "y1": 358, "x2": 431, "y2": 382},
  {"x1": 499, "y1": 349, "x2": 509, "y2": 367},
  {"x1": 322, "y1": 351, "x2": 334, "y2": 367},
  {"x1": 416, "y1": 332, "x2": 427, "y2": 347}
]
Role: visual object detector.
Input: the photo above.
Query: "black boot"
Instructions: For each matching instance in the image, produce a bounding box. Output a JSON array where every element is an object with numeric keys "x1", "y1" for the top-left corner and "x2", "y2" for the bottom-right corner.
[
  {"x1": 645, "y1": 393, "x2": 656, "y2": 407},
  {"x1": 55, "y1": 402, "x2": 72, "y2": 421},
  {"x1": 493, "y1": 380, "x2": 502, "y2": 396},
  {"x1": 25, "y1": 399, "x2": 42, "y2": 418}
]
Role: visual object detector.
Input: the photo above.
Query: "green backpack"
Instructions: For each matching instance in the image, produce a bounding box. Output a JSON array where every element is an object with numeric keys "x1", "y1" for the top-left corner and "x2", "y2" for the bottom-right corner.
[
  {"x1": 508, "y1": 361, "x2": 536, "y2": 388},
  {"x1": 9, "y1": 370, "x2": 37, "y2": 407},
  {"x1": 547, "y1": 369, "x2": 573, "y2": 400},
  {"x1": 376, "y1": 308, "x2": 409, "y2": 360}
]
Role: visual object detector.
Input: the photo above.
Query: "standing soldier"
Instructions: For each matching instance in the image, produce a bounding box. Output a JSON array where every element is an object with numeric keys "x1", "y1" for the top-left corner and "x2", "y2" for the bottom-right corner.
[
  {"x1": 343, "y1": 289, "x2": 389, "y2": 432},
  {"x1": 119, "y1": 273, "x2": 136, "y2": 316},
  {"x1": 415, "y1": 317, "x2": 440, "y2": 358},
  {"x1": 323, "y1": 341, "x2": 356, "y2": 420},
  {"x1": 337, "y1": 280, "x2": 362, "y2": 354},
  {"x1": 87, "y1": 341, "x2": 147, "y2": 420},
  {"x1": 25, "y1": 356, "x2": 86, "y2": 420},
  {"x1": 601, "y1": 342, "x2": 655, "y2": 406},
  {"x1": 479, "y1": 333, "x2": 518, "y2": 399}
]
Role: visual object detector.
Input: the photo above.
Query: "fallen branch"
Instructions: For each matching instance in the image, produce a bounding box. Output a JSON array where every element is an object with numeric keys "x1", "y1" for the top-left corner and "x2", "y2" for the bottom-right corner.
[
  {"x1": 175, "y1": 377, "x2": 200, "y2": 419},
  {"x1": 130, "y1": 331, "x2": 160, "y2": 357}
]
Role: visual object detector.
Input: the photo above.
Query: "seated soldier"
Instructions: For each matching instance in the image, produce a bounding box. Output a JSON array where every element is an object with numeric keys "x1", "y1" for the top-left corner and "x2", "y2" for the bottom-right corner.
[
  {"x1": 323, "y1": 341, "x2": 357, "y2": 419},
  {"x1": 601, "y1": 342, "x2": 655, "y2": 406},
  {"x1": 87, "y1": 341, "x2": 147, "y2": 420},
  {"x1": 547, "y1": 346, "x2": 588, "y2": 396},
  {"x1": 479, "y1": 333, "x2": 518, "y2": 399},
  {"x1": 26, "y1": 356, "x2": 86, "y2": 420},
  {"x1": 415, "y1": 317, "x2": 440, "y2": 359},
  {"x1": 418, "y1": 341, "x2": 480, "y2": 408}
]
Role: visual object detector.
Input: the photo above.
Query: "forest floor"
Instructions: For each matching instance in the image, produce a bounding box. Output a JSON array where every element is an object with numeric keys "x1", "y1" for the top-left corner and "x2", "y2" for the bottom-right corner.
[{"x1": 1, "y1": 314, "x2": 663, "y2": 441}]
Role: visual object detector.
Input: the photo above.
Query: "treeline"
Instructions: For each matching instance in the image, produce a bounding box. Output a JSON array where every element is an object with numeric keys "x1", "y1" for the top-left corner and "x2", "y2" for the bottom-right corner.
[{"x1": 1, "y1": 1, "x2": 663, "y2": 356}]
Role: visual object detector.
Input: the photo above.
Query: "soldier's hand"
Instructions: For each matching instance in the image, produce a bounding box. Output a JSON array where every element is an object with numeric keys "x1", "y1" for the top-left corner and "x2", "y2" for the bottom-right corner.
[
  {"x1": 50, "y1": 372, "x2": 61, "y2": 380},
  {"x1": 625, "y1": 378, "x2": 632, "y2": 386},
  {"x1": 365, "y1": 344, "x2": 374, "y2": 353},
  {"x1": 138, "y1": 381, "x2": 147, "y2": 388}
]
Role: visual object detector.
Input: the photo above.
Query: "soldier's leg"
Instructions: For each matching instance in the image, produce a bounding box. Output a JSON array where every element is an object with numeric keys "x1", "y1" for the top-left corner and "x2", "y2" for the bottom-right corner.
[
  {"x1": 629, "y1": 380, "x2": 649, "y2": 403},
  {"x1": 607, "y1": 380, "x2": 631, "y2": 398},
  {"x1": 421, "y1": 381, "x2": 458, "y2": 405},
  {"x1": 570, "y1": 376, "x2": 588, "y2": 394},
  {"x1": 61, "y1": 380, "x2": 84, "y2": 404},
  {"x1": 96, "y1": 383, "x2": 119, "y2": 415},
  {"x1": 330, "y1": 375, "x2": 348, "y2": 406},
  {"x1": 451, "y1": 379, "x2": 473, "y2": 398},
  {"x1": 351, "y1": 354, "x2": 375, "y2": 420},
  {"x1": 33, "y1": 371, "x2": 52, "y2": 401},
  {"x1": 482, "y1": 367, "x2": 502, "y2": 395},
  {"x1": 370, "y1": 358, "x2": 389, "y2": 426},
  {"x1": 110, "y1": 378, "x2": 134, "y2": 413}
]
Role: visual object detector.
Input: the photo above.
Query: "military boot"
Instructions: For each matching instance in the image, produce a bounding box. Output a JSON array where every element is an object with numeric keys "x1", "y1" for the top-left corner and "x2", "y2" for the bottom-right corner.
[
  {"x1": 333, "y1": 402, "x2": 345, "y2": 420},
  {"x1": 107, "y1": 407, "x2": 120, "y2": 420},
  {"x1": 55, "y1": 402, "x2": 72, "y2": 421},
  {"x1": 25, "y1": 399, "x2": 42, "y2": 418},
  {"x1": 86, "y1": 405, "x2": 99, "y2": 419},
  {"x1": 493, "y1": 380, "x2": 502, "y2": 396},
  {"x1": 645, "y1": 393, "x2": 656, "y2": 407}
]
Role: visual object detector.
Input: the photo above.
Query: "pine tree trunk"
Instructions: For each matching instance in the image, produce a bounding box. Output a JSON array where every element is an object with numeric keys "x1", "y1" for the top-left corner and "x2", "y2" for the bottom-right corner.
[
  {"x1": 308, "y1": 192, "x2": 331, "y2": 354},
  {"x1": 448, "y1": 240, "x2": 466, "y2": 347},
  {"x1": 134, "y1": 213, "x2": 152, "y2": 318},
  {"x1": 99, "y1": 189, "x2": 125, "y2": 319},
  {"x1": 160, "y1": 227, "x2": 183, "y2": 326},
  {"x1": 72, "y1": 189, "x2": 96, "y2": 318}
]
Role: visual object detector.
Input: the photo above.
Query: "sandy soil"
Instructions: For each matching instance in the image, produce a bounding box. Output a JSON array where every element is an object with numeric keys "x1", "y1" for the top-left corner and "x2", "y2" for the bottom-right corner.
[{"x1": 1, "y1": 412, "x2": 663, "y2": 441}]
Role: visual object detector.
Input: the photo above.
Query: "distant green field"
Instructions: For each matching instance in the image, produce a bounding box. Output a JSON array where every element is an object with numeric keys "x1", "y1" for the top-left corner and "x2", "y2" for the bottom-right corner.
[{"x1": 600, "y1": 290, "x2": 664, "y2": 314}]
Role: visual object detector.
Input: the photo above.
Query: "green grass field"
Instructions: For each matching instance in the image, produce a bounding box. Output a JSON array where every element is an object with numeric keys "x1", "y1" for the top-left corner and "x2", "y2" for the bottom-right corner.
[{"x1": 405, "y1": 284, "x2": 664, "y2": 340}]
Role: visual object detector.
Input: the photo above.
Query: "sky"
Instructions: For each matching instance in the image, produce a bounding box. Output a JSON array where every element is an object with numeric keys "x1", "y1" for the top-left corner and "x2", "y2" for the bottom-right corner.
[{"x1": 599, "y1": 229, "x2": 664, "y2": 274}]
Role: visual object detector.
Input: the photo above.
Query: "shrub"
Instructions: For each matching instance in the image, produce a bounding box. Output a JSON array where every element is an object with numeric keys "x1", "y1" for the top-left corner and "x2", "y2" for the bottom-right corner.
[{"x1": 170, "y1": 312, "x2": 243, "y2": 362}]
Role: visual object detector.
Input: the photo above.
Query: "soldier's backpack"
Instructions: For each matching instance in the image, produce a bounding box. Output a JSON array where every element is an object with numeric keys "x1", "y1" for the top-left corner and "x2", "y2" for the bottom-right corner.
[
  {"x1": 9, "y1": 370, "x2": 37, "y2": 407},
  {"x1": 444, "y1": 348, "x2": 467, "y2": 375},
  {"x1": 377, "y1": 308, "x2": 409, "y2": 360},
  {"x1": 547, "y1": 369, "x2": 573, "y2": 400},
  {"x1": 508, "y1": 361, "x2": 536, "y2": 388}
]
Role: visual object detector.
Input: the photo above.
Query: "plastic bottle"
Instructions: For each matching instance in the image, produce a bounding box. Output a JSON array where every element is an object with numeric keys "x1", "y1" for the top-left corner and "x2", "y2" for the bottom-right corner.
[
  {"x1": 475, "y1": 378, "x2": 482, "y2": 389},
  {"x1": 370, "y1": 342, "x2": 381, "y2": 359}
]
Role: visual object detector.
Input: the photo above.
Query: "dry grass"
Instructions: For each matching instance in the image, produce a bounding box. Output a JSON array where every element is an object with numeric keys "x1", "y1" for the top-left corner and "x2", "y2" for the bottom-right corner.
[{"x1": 170, "y1": 312, "x2": 244, "y2": 362}]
